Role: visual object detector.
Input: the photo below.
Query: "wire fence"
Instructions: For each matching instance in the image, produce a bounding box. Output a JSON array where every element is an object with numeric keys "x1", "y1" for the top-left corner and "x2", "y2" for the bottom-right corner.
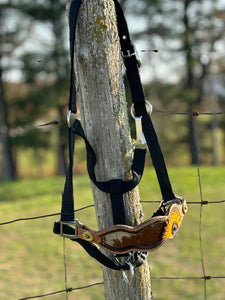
[
  {"x1": 0, "y1": 107, "x2": 225, "y2": 138},
  {"x1": 0, "y1": 110, "x2": 225, "y2": 299}
]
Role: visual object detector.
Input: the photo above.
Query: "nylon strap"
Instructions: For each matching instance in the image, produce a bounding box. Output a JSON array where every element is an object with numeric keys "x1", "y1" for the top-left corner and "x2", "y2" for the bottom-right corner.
[
  {"x1": 114, "y1": 0, "x2": 175, "y2": 201},
  {"x1": 75, "y1": 120, "x2": 146, "y2": 224},
  {"x1": 68, "y1": 0, "x2": 82, "y2": 114},
  {"x1": 142, "y1": 115, "x2": 175, "y2": 201},
  {"x1": 55, "y1": 118, "x2": 147, "y2": 270},
  {"x1": 114, "y1": 0, "x2": 147, "y2": 117},
  {"x1": 61, "y1": 119, "x2": 146, "y2": 222},
  {"x1": 60, "y1": 127, "x2": 75, "y2": 221}
]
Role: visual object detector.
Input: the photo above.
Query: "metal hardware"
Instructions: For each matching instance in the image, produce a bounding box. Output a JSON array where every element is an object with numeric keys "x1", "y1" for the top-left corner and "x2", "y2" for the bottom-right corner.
[
  {"x1": 135, "y1": 251, "x2": 148, "y2": 262},
  {"x1": 134, "y1": 117, "x2": 146, "y2": 145},
  {"x1": 112, "y1": 253, "x2": 135, "y2": 285},
  {"x1": 112, "y1": 254, "x2": 128, "y2": 267},
  {"x1": 161, "y1": 196, "x2": 184, "y2": 207},
  {"x1": 112, "y1": 251, "x2": 148, "y2": 284},
  {"x1": 122, "y1": 46, "x2": 141, "y2": 68},
  {"x1": 82, "y1": 231, "x2": 94, "y2": 242},
  {"x1": 67, "y1": 110, "x2": 72, "y2": 128},
  {"x1": 56, "y1": 218, "x2": 80, "y2": 239},
  {"x1": 160, "y1": 196, "x2": 188, "y2": 216},
  {"x1": 135, "y1": 47, "x2": 141, "y2": 68},
  {"x1": 130, "y1": 100, "x2": 153, "y2": 145},
  {"x1": 182, "y1": 200, "x2": 188, "y2": 214},
  {"x1": 67, "y1": 110, "x2": 80, "y2": 128},
  {"x1": 130, "y1": 100, "x2": 153, "y2": 119},
  {"x1": 122, "y1": 261, "x2": 134, "y2": 285},
  {"x1": 122, "y1": 50, "x2": 135, "y2": 59}
]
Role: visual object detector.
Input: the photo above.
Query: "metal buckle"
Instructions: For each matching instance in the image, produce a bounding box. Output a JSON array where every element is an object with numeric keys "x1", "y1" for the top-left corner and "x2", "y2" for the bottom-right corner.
[
  {"x1": 160, "y1": 196, "x2": 188, "y2": 215},
  {"x1": 122, "y1": 47, "x2": 141, "y2": 68},
  {"x1": 122, "y1": 49, "x2": 135, "y2": 59},
  {"x1": 56, "y1": 218, "x2": 80, "y2": 239},
  {"x1": 160, "y1": 196, "x2": 183, "y2": 208},
  {"x1": 130, "y1": 100, "x2": 153, "y2": 145}
]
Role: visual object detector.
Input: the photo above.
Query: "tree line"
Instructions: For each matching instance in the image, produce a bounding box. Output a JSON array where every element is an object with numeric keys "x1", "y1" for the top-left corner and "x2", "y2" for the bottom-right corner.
[{"x1": 0, "y1": 0, "x2": 224, "y2": 180}]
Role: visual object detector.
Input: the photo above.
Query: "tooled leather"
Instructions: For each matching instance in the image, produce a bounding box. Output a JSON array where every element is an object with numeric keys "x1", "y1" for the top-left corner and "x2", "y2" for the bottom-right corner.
[
  {"x1": 76, "y1": 200, "x2": 186, "y2": 254},
  {"x1": 76, "y1": 217, "x2": 168, "y2": 254}
]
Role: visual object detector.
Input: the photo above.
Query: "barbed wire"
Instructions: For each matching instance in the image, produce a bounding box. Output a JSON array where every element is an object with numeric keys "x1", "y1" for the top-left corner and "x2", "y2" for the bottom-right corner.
[
  {"x1": 0, "y1": 200, "x2": 224, "y2": 227},
  {"x1": 151, "y1": 275, "x2": 225, "y2": 280},
  {"x1": 18, "y1": 282, "x2": 104, "y2": 300},
  {"x1": 197, "y1": 165, "x2": 207, "y2": 299},
  {"x1": 63, "y1": 238, "x2": 69, "y2": 300},
  {"x1": 0, "y1": 107, "x2": 224, "y2": 138},
  {"x1": 1, "y1": 112, "x2": 224, "y2": 299},
  {"x1": 0, "y1": 205, "x2": 95, "y2": 226},
  {"x1": 1, "y1": 184, "x2": 224, "y2": 299},
  {"x1": 1, "y1": 192, "x2": 224, "y2": 299},
  {"x1": 141, "y1": 200, "x2": 225, "y2": 205},
  {"x1": 154, "y1": 108, "x2": 225, "y2": 116},
  {"x1": 17, "y1": 275, "x2": 225, "y2": 300}
]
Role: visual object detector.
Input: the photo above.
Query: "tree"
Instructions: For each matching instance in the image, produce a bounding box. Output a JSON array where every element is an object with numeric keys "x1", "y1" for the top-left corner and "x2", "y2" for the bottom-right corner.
[
  {"x1": 181, "y1": 0, "x2": 225, "y2": 164},
  {"x1": 0, "y1": 1, "x2": 62, "y2": 179},
  {"x1": 0, "y1": 66, "x2": 15, "y2": 179},
  {"x1": 0, "y1": 1, "x2": 32, "y2": 179},
  {"x1": 74, "y1": 0, "x2": 151, "y2": 298},
  {"x1": 18, "y1": 0, "x2": 70, "y2": 175},
  {"x1": 0, "y1": 0, "x2": 73, "y2": 179},
  {"x1": 122, "y1": 0, "x2": 225, "y2": 164}
]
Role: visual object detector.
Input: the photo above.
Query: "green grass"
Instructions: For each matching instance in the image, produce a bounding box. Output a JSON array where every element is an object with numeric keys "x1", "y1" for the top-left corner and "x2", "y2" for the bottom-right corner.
[{"x1": 0, "y1": 166, "x2": 225, "y2": 299}]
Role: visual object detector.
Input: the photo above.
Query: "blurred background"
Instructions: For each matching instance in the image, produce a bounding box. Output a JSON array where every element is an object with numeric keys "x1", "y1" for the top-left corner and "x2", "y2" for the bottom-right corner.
[
  {"x1": 0, "y1": 1, "x2": 225, "y2": 299},
  {"x1": 0, "y1": 0, "x2": 224, "y2": 180}
]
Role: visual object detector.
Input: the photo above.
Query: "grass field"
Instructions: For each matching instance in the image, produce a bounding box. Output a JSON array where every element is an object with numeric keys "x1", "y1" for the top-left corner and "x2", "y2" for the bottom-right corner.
[{"x1": 0, "y1": 166, "x2": 225, "y2": 300}]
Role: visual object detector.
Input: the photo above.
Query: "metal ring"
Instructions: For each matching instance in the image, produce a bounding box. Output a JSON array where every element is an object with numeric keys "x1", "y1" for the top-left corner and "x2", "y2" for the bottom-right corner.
[
  {"x1": 130, "y1": 100, "x2": 153, "y2": 120},
  {"x1": 122, "y1": 261, "x2": 135, "y2": 285}
]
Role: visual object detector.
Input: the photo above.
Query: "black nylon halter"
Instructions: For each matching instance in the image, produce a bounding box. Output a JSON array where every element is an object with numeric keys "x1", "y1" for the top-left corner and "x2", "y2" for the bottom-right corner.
[
  {"x1": 61, "y1": 118, "x2": 146, "y2": 224},
  {"x1": 54, "y1": 0, "x2": 176, "y2": 271}
]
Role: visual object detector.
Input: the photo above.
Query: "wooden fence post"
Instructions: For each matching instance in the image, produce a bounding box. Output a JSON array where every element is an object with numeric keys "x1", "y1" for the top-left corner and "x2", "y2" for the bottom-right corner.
[{"x1": 73, "y1": 0, "x2": 152, "y2": 298}]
